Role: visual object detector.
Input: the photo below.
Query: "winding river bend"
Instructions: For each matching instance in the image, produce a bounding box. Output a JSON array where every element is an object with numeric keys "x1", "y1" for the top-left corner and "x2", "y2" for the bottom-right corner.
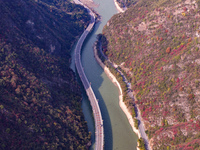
[{"x1": 71, "y1": 0, "x2": 138, "y2": 149}]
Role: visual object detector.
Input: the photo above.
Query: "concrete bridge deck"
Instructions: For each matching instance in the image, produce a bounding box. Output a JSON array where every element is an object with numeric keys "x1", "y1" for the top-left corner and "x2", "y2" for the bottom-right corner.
[{"x1": 74, "y1": 1, "x2": 104, "y2": 149}]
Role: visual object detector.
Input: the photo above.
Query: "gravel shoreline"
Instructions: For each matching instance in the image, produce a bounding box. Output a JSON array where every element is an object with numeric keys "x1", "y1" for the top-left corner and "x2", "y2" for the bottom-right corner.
[
  {"x1": 93, "y1": 44, "x2": 141, "y2": 150},
  {"x1": 113, "y1": 0, "x2": 126, "y2": 13}
]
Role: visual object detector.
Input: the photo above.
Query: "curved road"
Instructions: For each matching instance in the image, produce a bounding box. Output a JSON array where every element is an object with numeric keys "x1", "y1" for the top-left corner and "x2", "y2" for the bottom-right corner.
[
  {"x1": 98, "y1": 42, "x2": 151, "y2": 150},
  {"x1": 73, "y1": 1, "x2": 104, "y2": 150},
  {"x1": 117, "y1": 69, "x2": 151, "y2": 150}
]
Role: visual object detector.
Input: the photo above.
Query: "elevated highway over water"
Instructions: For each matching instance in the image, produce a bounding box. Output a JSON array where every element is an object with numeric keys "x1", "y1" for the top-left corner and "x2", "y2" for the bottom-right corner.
[{"x1": 74, "y1": 0, "x2": 104, "y2": 150}]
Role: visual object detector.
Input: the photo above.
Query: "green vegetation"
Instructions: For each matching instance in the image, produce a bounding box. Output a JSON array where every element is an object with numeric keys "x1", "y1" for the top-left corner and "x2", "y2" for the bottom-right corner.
[
  {"x1": 134, "y1": 118, "x2": 139, "y2": 129},
  {"x1": 103, "y1": 0, "x2": 200, "y2": 149},
  {"x1": 0, "y1": 0, "x2": 91, "y2": 149},
  {"x1": 138, "y1": 137, "x2": 146, "y2": 150},
  {"x1": 116, "y1": 0, "x2": 138, "y2": 8}
]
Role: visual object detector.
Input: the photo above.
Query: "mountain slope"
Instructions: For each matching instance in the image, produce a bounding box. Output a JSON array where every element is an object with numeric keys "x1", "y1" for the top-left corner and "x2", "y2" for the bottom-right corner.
[
  {"x1": 103, "y1": 0, "x2": 200, "y2": 149},
  {"x1": 0, "y1": 0, "x2": 91, "y2": 149}
]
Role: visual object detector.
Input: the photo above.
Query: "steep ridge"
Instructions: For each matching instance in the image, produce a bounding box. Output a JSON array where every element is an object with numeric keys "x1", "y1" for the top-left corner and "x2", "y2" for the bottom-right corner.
[
  {"x1": 102, "y1": 0, "x2": 200, "y2": 149},
  {"x1": 0, "y1": 0, "x2": 92, "y2": 149}
]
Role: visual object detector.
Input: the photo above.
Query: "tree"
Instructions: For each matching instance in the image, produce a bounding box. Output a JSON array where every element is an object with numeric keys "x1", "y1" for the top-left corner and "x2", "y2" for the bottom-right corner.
[
  {"x1": 138, "y1": 137, "x2": 146, "y2": 150},
  {"x1": 166, "y1": 47, "x2": 171, "y2": 54},
  {"x1": 134, "y1": 118, "x2": 139, "y2": 129},
  {"x1": 132, "y1": 108, "x2": 136, "y2": 118}
]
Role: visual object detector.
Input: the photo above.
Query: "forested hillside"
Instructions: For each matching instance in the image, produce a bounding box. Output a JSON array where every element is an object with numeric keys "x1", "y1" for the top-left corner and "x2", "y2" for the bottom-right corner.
[
  {"x1": 103, "y1": 0, "x2": 200, "y2": 149},
  {"x1": 116, "y1": 0, "x2": 138, "y2": 8},
  {"x1": 0, "y1": 0, "x2": 91, "y2": 149}
]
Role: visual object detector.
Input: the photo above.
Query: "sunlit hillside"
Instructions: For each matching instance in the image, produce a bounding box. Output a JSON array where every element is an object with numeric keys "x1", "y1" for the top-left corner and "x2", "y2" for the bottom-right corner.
[{"x1": 102, "y1": 0, "x2": 200, "y2": 149}]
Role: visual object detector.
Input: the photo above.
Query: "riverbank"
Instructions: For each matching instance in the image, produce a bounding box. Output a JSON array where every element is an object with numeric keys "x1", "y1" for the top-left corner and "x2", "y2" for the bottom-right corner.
[
  {"x1": 93, "y1": 43, "x2": 141, "y2": 150},
  {"x1": 73, "y1": 0, "x2": 101, "y2": 22},
  {"x1": 113, "y1": 0, "x2": 126, "y2": 13},
  {"x1": 73, "y1": 0, "x2": 104, "y2": 149},
  {"x1": 79, "y1": 0, "x2": 124, "y2": 14},
  {"x1": 79, "y1": 0, "x2": 98, "y2": 8}
]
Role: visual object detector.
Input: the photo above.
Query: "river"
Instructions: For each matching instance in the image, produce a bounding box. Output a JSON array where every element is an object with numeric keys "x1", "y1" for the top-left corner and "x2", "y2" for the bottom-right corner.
[{"x1": 70, "y1": 0, "x2": 138, "y2": 149}]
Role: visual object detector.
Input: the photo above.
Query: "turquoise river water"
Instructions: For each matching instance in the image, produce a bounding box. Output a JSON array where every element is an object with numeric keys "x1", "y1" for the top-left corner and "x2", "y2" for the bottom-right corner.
[{"x1": 70, "y1": 0, "x2": 138, "y2": 149}]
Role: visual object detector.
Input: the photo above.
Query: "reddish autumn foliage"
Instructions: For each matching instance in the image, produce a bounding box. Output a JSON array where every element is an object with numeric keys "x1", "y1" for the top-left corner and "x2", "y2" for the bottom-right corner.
[
  {"x1": 183, "y1": 7, "x2": 187, "y2": 12},
  {"x1": 188, "y1": 37, "x2": 192, "y2": 42},
  {"x1": 166, "y1": 47, "x2": 171, "y2": 53},
  {"x1": 188, "y1": 94, "x2": 195, "y2": 100},
  {"x1": 179, "y1": 87, "x2": 184, "y2": 91}
]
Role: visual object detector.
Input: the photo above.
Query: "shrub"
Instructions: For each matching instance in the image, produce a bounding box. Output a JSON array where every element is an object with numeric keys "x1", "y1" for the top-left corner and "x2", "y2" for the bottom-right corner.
[
  {"x1": 166, "y1": 47, "x2": 171, "y2": 54},
  {"x1": 179, "y1": 87, "x2": 184, "y2": 91},
  {"x1": 134, "y1": 118, "x2": 139, "y2": 129},
  {"x1": 188, "y1": 94, "x2": 195, "y2": 100}
]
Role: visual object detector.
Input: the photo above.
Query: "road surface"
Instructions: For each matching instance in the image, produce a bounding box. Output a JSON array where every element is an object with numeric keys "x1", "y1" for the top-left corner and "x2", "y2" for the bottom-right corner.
[
  {"x1": 73, "y1": 1, "x2": 104, "y2": 150},
  {"x1": 97, "y1": 42, "x2": 151, "y2": 150}
]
